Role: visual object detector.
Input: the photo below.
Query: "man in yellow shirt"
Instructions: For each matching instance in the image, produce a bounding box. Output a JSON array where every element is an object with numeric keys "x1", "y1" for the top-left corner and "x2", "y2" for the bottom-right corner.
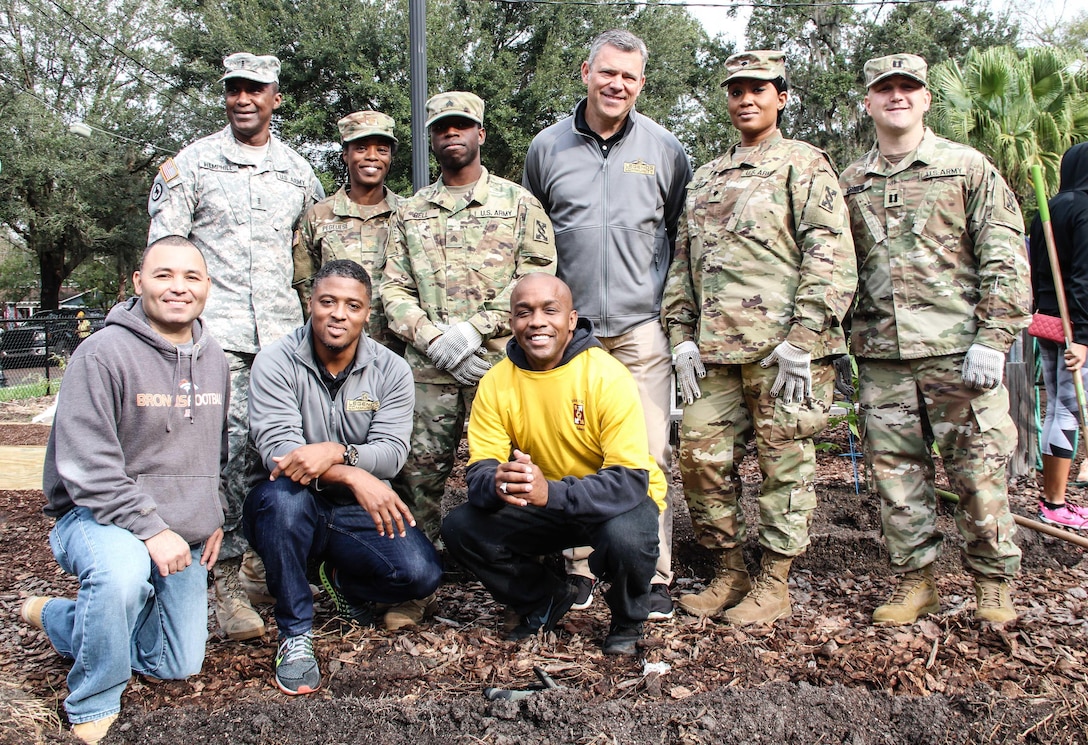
[{"x1": 441, "y1": 273, "x2": 664, "y2": 655}]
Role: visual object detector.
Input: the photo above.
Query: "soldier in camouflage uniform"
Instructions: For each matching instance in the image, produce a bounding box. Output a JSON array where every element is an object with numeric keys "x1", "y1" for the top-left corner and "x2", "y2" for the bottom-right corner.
[
  {"x1": 380, "y1": 91, "x2": 556, "y2": 540},
  {"x1": 662, "y1": 51, "x2": 857, "y2": 627},
  {"x1": 294, "y1": 111, "x2": 404, "y2": 354},
  {"x1": 147, "y1": 53, "x2": 324, "y2": 641},
  {"x1": 840, "y1": 54, "x2": 1029, "y2": 625}
]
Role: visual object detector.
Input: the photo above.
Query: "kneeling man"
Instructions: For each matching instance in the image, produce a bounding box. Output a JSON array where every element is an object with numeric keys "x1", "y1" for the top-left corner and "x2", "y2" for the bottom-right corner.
[
  {"x1": 442, "y1": 273, "x2": 663, "y2": 655},
  {"x1": 244, "y1": 260, "x2": 442, "y2": 695},
  {"x1": 22, "y1": 236, "x2": 230, "y2": 744}
]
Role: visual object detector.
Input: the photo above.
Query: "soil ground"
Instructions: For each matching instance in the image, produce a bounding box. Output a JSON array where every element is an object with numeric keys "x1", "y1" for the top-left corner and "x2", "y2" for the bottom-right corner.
[{"x1": 1, "y1": 395, "x2": 1086, "y2": 744}]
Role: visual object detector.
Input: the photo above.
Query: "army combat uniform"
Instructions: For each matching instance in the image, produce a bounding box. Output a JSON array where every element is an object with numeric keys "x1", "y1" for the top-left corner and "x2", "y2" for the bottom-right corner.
[
  {"x1": 147, "y1": 125, "x2": 324, "y2": 558},
  {"x1": 380, "y1": 169, "x2": 556, "y2": 537},
  {"x1": 840, "y1": 127, "x2": 1029, "y2": 579},
  {"x1": 663, "y1": 131, "x2": 856, "y2": 557},
  {"x1": 294, "y1": 185, "x2": 403, "y2": 350}
]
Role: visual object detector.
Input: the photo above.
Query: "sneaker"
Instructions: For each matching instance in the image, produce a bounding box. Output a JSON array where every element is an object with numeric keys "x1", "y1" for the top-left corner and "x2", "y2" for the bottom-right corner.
[
  {"x1": 602, "y1": 621, "x2": 643, "y2": 656},
  {"x1": 507, "y1": 584, "x2": 579, "y2": 641},
  {"x1": 318, "y1": 562, "x2": 376, "y2": 626},
  {"x1": 274, "y1": 633, "x2": 321, "y2": 695},
  {"x1": 646, "y1": 584, "x2": 674, "y2": 621},
  {"x1": 569, "y1": 575, "x2": 597, "y2": 610},
  {"x1": 1038, "y1": 501, "x2": 1088, "y2": 530}
]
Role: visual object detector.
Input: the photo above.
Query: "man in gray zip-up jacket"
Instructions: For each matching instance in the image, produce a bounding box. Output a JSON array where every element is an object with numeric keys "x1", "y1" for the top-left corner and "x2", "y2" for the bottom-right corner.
[
  {"x1": 244, "y1": 260, "x2": 441, "y2": 696},
  {"x1": 523, "y1": 29, "x2": 692, "y2": 617}
]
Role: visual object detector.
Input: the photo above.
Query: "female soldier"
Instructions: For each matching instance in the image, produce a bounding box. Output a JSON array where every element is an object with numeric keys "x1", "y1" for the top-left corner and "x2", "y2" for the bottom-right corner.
[{"x1": 662, "y1": 50, "x2": 857, "y2": 626}]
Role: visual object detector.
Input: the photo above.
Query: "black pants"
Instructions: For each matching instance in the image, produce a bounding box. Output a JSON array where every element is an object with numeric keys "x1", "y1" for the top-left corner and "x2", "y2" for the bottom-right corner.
[{"x1": 442, "y1": 499, "x2": 659, "y2": 624}]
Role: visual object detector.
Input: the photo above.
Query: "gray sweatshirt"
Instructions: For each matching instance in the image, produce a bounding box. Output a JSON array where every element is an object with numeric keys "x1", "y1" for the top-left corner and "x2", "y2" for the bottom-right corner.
[{"x1": 43, "y1": 298, "x2": 230, "y2": 544}]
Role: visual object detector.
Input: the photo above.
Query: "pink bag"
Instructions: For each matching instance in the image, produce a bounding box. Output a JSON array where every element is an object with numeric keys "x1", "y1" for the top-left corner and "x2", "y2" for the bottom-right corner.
[{"x1": 1028, "y1": 312, "x2": 1066, "y2": 343}]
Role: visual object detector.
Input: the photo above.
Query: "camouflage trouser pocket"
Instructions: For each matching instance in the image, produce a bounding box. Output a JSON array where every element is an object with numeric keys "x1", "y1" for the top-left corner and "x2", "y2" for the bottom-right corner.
[
  {"x1": 769, "y1": 395, "x2": 831, "y2": 443},
  {"x1": 969, "y1": 388, "x2": 1011, "y2": 434}
]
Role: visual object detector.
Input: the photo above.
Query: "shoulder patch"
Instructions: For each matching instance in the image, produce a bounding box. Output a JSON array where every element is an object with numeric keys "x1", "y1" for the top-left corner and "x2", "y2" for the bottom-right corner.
[
  {"x1": 533, "y1": 219, "x2": 550, "y2": 243},
  {"x1": 819, "y1": 185, "x2": 838, "y2": 213},
  {"x1": 158, "y1": 158, "x2": 180, "y2": 183}
]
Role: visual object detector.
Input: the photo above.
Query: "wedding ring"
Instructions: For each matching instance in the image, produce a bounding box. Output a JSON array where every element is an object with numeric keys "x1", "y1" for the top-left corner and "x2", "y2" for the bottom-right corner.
[{"x1": 499, "y1": 482, "x2": 509, "y2": 494}]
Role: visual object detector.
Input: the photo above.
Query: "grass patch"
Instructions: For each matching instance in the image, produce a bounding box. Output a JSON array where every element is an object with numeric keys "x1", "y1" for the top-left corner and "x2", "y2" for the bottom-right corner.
[{"x1": 0, "y1": 379, "x2": 61, "y2": 401}]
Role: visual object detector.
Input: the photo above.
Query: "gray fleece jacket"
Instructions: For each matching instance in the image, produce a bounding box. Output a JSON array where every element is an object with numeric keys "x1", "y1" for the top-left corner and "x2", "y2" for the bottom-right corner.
[
  {"x1": 523, "y1": 101, "x2": 692, "y2": 337},
  {"x1": 247, "y1": 324, "x2": 414, "y2": 492},
  {"x1": 43, "y1": 298, "x2": 229, "y2": 544}
]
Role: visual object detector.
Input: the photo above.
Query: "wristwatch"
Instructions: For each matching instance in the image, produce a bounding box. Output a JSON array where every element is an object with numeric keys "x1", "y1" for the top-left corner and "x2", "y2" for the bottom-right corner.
[{"x1": 342, "y1": 444, "x2": 359, "y2": 467}]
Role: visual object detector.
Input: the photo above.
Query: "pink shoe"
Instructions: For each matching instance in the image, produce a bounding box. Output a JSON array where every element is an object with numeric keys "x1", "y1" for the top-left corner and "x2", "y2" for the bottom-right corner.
[{"x1": 1038, "y1": 501, "x2": 1088, "y2": 530}]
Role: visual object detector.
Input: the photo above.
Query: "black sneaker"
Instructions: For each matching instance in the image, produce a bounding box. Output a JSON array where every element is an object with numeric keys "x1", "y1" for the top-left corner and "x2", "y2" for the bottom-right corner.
[
  {"x1": 507, "y1": 584, "x2": 579, "y2": 641},
  {"x1": 569, "y1": 575, "x2": 597, "y2": 610},
  {"x1": 646, "y1": 584, "x2": 674, "y2": 621},
  {"x1": 603, "y1": 620, "x2": 643, "y2": 656},
  {"x1": 319, "y1": 561, "x2": 376, "y2": 625},
  {"x1": 275, "y1": 632, "x2": 321, "y2": 695}
]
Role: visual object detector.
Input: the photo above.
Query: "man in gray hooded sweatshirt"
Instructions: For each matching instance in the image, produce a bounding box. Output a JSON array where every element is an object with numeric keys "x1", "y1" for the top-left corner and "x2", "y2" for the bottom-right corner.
[{"x1": 20, "y1": 236, "x2": 229, "y2": 745}]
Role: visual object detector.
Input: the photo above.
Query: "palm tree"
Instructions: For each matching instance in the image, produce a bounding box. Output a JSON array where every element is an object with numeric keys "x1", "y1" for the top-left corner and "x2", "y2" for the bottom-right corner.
[{"x1": 928, "y1": 45, "x2": 1088, "y2": 211}]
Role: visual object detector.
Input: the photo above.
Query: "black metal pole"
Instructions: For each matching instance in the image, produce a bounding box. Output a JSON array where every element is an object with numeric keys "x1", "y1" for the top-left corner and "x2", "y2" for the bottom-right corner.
[{"x1": 409, "y1": 0, "x2": 429, "y2": 192}]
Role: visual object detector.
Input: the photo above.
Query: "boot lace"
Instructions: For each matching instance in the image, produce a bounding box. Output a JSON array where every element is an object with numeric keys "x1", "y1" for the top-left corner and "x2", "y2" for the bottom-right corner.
[
  {"x1": 977, "y1": 580, "x2": 1006, "y2": 608},
  {"x1": 888, "y1": 573, "x2": 926, "y2": 605}
]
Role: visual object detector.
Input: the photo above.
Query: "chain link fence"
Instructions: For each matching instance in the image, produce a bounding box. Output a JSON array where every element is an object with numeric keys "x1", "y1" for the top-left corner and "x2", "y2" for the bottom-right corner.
[{"x1": 0, "y1": 311, "x2": 105, "y2": 401}]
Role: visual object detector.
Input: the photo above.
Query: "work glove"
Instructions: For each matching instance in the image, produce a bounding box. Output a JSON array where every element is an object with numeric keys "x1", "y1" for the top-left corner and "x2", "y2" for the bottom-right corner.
[
  {"x1": 961, "y1": 343, "x2": 1004, "y2": 390},
  {"x1": 760, "y1": 341, "x2": 812, "y2": 403},
  {"x1": 833, "y1": 355, "x2": 855, "y2": 399},
  {"x1": 427, "y1": 321, "x2": 483, "y2": 370},
  {"x1": 449, "y1": 351, "x2": 491, "y2": 387},
  {"x1": 672, "y1": 341, "x2": 706, "y2": 405}
]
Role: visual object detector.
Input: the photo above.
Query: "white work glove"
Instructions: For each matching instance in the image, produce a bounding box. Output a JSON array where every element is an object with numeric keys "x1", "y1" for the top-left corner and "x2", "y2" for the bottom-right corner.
[
  {"x1": 833, "y1": 355, "x2": 855, "y2": 399},
  {"x1": 449, "y1": 351, "x2": 491, "y2": 387},
  {"x1": 961, "y1": 343, "x2": 1004, "y2": 390},
  {"x1": 672, "y1": 341, "x2": 706, "y2": 405},
  {"x1": 427, "y1": 321, "x2": 483, "y2": 370},
  {"x1": 760, "y1": 341, "x2": 812, "y2": 403}
]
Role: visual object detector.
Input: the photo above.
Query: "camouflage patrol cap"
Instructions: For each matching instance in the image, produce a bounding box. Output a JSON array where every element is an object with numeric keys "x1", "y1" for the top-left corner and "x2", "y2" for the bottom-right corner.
[
  {"x1": 864, "y1": 54, "x2": 928, "y2": 88},
  {"x1": 338, "y1": 111, "x2": 398, "y2": 144},
  {"x1": 425, "y1": 91, "x2": 485, "y2": 128},
  {"x1": 721, "y1": 50, "x2": 787, "y2": 86},
  {"x1": 218, "y1": 53, "x2": 280, "y2": 85}
]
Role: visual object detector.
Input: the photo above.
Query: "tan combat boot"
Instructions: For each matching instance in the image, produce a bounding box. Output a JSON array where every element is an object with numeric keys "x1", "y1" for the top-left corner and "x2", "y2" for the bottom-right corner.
[
  {"x1": 239, "y1": 549, "x2": 275, "y2": 605},
  {"x1": 974, "y1": 577, "x2": 1016, "y2": 623},
  {"x1": 721, "y1": 550, "x2": 793, "y2": 627},
  {"x1": 72, "y1": 714, "x2": 119, "y2": 745},
  {"x1": 383, "y1": 592, "x2": 439, "y2": 631},
  {"x1": 678, "y1": 547, "x2": 751, "y2": 618},
  {"x1": 213, "y1": 556, "x2": 266, "y2": 641},
  {"x1": 872, "y1": 565, "x2": 939, "y2": 626}
]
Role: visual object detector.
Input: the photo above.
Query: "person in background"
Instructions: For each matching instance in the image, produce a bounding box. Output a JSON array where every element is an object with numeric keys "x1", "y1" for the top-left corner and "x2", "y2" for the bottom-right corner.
[{"x1": 1029, "y1": 141, "x2": 1088, "y2": 530}]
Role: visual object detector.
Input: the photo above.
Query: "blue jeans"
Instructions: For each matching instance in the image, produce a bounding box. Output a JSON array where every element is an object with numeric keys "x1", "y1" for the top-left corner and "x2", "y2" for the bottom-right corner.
[
  {"x1": 243, "y1": 477, "x2": 442, "y2": 638},
  {"x1": 42, "y1": 507, "x2": 210, "y2": 724}
]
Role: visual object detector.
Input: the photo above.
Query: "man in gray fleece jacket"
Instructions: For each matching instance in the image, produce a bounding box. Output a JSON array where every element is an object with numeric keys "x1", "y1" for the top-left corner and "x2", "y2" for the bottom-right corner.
[
  {"x1": 21, "y1": 236, "x2": 230, "y2": 745},
  {"x1": 244, "y1": 259, "x2": 441, "y2": 696}
]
